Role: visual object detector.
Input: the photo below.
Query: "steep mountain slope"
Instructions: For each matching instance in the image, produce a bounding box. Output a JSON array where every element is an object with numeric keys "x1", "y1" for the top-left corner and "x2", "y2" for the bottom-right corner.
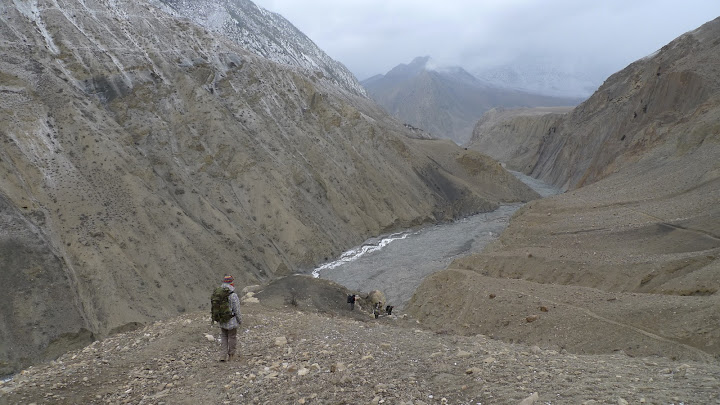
[
  {"x1": 470, "y1": 18, "x2": 720, "y2": 191},
  {"x1": 468, "y1": 107, "x2": 572, "y2": 172},
  {"x1": 0, "y1": 0, "x2": 537, "y2": 375},
  {"x1": 411, "y1": 18, "x2": 720, "y2": 358},
  {"x1": 150, "y1": 0, "x2": 367, "y2": 97},
  {"x1": 362, "y1": 56, "x2": 582, "y2": 145}
]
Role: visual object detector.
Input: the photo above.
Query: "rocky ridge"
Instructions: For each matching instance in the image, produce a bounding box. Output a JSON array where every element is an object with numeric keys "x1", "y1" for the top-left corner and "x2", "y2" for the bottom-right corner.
[
  {"x1": 2, "y1": 278, "x2": 720, "y2": 405},
  {"x1": 150, "y1": 0, "x2": 367, "y2": 97}
]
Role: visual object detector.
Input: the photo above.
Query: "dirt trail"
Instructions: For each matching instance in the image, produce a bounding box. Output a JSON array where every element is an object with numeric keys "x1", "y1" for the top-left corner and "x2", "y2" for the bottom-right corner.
[
  {"x1": 500, "y1": 285, "x2": 715, "y2": 363},
  {"x1": 3, "y1": 294, "x2": 720, "y2": 405}
]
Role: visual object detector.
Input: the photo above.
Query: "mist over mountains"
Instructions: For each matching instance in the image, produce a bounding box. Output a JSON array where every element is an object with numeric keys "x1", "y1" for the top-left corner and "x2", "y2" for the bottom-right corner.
[
  {"x1": 473, "y1": 62, "x2": 601, "y2": 98},
  {"x1": 362, "y1": 56, "x2": 583, "y2": 144}
]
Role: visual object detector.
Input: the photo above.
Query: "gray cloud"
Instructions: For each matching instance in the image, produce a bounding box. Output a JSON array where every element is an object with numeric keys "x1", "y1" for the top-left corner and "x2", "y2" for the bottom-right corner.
[{"x1": 253, "y1": 0, "x2": 720, "y2": 82}]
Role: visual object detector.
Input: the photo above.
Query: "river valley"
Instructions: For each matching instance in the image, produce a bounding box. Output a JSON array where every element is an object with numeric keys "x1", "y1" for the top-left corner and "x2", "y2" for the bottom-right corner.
[{"x1": 312, "y1": 171, "x2": 560, "y2": 309}]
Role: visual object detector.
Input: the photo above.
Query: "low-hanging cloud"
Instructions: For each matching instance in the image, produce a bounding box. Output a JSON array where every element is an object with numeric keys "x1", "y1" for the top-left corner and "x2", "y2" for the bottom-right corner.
[{"x1": 253, "y1": 0, "x2": 720, "y2": 82}]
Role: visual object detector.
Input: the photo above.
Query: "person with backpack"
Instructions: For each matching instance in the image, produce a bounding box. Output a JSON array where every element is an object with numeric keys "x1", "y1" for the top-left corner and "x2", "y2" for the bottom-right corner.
[
  {"x1": 211, "y1": 275, "x2": 242, "y2": 362},
  {"x1": 347, "y1": 293, "x2": 356, "y2": 310}
]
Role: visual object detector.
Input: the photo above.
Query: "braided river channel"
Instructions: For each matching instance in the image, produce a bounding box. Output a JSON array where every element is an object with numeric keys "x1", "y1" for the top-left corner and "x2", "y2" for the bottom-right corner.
[{"x1": 311, "y1": 171, "x2": 560, "y2": 310}]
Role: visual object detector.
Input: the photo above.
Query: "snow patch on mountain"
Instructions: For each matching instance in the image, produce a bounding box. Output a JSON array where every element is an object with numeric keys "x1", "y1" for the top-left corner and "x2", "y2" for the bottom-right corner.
[{"x1": 149, "y1": 0, "x2": 366, "y2": 97}]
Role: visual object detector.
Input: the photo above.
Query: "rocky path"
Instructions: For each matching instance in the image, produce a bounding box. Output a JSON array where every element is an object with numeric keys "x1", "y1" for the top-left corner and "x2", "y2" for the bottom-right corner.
[{"x1": 3, "y1": 299, "x2": 720, "y2": 405}]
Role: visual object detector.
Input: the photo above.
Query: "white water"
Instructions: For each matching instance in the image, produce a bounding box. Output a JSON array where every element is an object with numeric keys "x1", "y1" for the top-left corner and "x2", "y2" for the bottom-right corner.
[
  {"x1": 311, "y1": 231, "x2": 413, "y2": 278},
  {"x1": 311, "y1": 172, "x2": 560, "y2": 309}
]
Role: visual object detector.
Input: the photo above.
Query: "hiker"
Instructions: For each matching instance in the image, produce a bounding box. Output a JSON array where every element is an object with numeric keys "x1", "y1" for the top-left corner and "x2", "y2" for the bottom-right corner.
[
  {"x1": 347, "y1": 293, "x2": 356, "y2": 310},
  {"x1": 373, "y1": 302, "x2": 381, "y2": 319},
  {"x1": 385, "y1": 305, "x2": 394, "y2": 316},
  {"x1": 211, "y1": 275, "x2": 242, "y2": 362}
]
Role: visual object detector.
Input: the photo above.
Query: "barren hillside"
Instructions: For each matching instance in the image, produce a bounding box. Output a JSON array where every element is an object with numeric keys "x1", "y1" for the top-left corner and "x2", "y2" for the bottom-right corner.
[
  {"x1": 412, "y1": 17, "x2": 720, "y2": 363},
  {"x1": 468, "y1": 107, "x2": 572, "y2": 172}
]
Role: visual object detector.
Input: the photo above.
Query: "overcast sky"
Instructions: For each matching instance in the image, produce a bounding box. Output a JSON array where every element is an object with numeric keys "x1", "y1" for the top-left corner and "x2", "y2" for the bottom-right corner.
[{"x1": 252, "y1": 0, "x2": 720, "y2": 82}]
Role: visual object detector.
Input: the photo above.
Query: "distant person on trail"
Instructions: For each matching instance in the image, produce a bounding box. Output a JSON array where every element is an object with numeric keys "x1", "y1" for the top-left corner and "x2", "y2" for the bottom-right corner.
[
  {"x1": 385, "y1": 305, "x2": 394, "y2": 316},
  {"x1": 211, "y1": 275, "x2": 242, "y2": 362},
  {"x1": 373, "y1": 302, "x2": 381, "y2": 319},
  {"x1": 347, "y1": 293, "x2": 356, "y2": 310}
]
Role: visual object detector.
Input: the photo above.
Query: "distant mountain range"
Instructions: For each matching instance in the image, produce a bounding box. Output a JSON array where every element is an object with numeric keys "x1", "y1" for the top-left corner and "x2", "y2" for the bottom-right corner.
[
  {"x1": 472, "y1": 63, "x2": 601, "y2": 99},
  {"x1": 361, "y1": 56, "x2": 584, "y2": 144}
]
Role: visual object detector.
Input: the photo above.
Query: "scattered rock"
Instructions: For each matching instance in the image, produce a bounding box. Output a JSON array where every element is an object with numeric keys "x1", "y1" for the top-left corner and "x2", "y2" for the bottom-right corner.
[
  {"x1": 242, "y1": 292, "x2": 260, "y2": 304},
  {"x1": 518, "y1": 392, "x2": 539, "y2": 405},
  {"x1": 241, "y1": 285, "x2": 262, "y2": 294},
  {"x1": 456, "y1": 350, "x2": 473, "y2": 358},
  {"x1": 4, "y1": 303, "x2": 720, "y2": 404}
]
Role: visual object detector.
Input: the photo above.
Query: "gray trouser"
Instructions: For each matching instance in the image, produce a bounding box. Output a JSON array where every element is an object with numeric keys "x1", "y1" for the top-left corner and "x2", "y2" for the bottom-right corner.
[{"x1": 220, "y1": 327, "x2": 237, "y2": 356}]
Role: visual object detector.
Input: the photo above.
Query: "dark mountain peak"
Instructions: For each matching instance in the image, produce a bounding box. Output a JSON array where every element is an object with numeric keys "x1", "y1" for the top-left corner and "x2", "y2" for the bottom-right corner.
[
  {"x1": 385, "y1": 56, "x2": 433, "y2": 79},
  {"x1": 378, "y1": 57, "x2": 484, "y2": 88},
  {"x1": 409, "y1": 55, "x2": 432, "y2": 67},
  {"x1": 362, "y1": 56, "x2": 583, "y2": 144}
]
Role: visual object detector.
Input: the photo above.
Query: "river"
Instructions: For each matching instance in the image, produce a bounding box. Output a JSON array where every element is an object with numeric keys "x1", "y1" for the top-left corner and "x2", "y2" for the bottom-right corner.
[{"x1": 311, "y1": 171, "x2": 560, "y2": 309}]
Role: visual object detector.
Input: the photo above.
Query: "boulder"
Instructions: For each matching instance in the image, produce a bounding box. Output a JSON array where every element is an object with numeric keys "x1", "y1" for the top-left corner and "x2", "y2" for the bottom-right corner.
[{"x1": 367, "y1": 290, "x2": 386, "y2": 309}]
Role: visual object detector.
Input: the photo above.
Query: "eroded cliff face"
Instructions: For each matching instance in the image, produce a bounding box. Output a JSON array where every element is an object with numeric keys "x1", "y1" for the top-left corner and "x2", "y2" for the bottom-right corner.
[
  {"x1": 411, "y1": 18, "x2": 720, "y2": 359},
  {"x1": 470, "y1": 18, "x2": 720, "y2": 192},
  {"x1": 0, "y1": 0, "x2": 536, "y2": 374},
  {"x1": 468, "y1": 107, "x2": 572, "y2": 173}
]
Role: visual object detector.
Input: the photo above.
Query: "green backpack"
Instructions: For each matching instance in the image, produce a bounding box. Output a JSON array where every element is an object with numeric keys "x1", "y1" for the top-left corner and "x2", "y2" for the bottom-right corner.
[{"x1": 211, "y1": 287, "x2": 235, "y2": 323}]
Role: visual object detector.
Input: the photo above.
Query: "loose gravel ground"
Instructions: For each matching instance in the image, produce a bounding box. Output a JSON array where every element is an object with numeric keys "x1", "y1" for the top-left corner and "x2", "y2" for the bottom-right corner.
[{"x1": 3, "y1": 292, "x2": 720, "y2": 405}]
